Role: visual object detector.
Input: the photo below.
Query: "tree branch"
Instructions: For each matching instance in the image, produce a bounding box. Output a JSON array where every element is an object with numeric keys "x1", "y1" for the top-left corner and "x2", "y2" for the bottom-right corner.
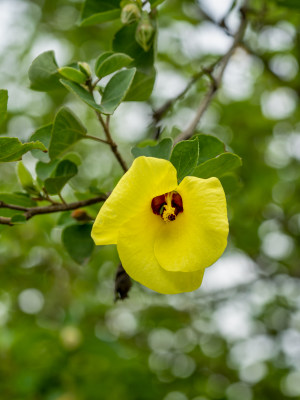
[
  {"x1": 152, "y1": 64, "x2": 218, "y2": 135},
  {"x1": 87, "y1": 80, "x2": 128, "y2": 173},
  {"x1": 174, "y1": 2, "x2": 249, "y2": 144},
  {"x1": 0, "y1": 194, "x2": 108, "y2": 226},
  {"x1": 95, "y1": 111, "x2": 128, "y2": 173}
]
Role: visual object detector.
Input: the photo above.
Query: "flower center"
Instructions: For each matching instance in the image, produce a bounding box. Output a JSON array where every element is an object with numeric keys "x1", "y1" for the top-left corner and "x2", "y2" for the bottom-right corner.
[{"x1": 151, "y1": 191, "x2": 183, "y2": 222}]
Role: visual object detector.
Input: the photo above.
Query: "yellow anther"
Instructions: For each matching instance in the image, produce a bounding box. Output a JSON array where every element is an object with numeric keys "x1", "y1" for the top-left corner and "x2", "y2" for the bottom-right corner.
[{"x1": 162, "y1": 193, "x2": 176, "y2": 222}]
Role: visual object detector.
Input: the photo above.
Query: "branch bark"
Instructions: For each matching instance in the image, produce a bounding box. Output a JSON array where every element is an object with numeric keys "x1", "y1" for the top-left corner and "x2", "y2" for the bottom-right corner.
[
  {"x1": 0, "y1": 194, "x2": 108, "y2": 226},
  {"x1": 87, "y1": 80, "x2": 128, "y2": 173},
  {"x1": 174, "y1": 3, "x2": 249, "y2": 144}
]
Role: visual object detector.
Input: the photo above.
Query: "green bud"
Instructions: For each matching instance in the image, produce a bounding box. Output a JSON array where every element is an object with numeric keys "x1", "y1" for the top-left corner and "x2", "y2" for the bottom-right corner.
[
  {"x1": 78, "y1": 62, "x2": 91, "y2": 78},
  {"x1": 121, "y1": 3, "x2": 141, "y2": 25},
  {"x1": 135, "y1": 13, "x2": 155, "y2": 52}
]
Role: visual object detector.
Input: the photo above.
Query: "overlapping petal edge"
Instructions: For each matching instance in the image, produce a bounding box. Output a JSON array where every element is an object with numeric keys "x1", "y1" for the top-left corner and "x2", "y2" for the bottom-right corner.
[{"x1": 91, "y1": 156, "x2": 229, "y2": 294}]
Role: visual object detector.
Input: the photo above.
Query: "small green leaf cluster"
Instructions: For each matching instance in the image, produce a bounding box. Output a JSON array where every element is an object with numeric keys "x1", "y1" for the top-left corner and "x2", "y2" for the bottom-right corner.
[{"x1": 132, "y1": 134, "x2": 242, "y2": 194}]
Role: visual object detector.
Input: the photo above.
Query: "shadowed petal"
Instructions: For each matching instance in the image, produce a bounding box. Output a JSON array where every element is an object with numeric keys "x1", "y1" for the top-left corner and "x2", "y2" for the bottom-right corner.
[
  {"x1": 154, "y1": 176, "x2": 228, "y2": 272},
  {"x1": 117, "y1": 206, "x2": 204, "y2": 294}
]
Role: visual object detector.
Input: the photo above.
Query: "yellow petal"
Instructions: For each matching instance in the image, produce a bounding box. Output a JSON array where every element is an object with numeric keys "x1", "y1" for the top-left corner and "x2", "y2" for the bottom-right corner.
[
  {"x1": 91, "y1": 156, "x2": 177, "y2": 245},
  {"x1": 154, "y1": 176, "x2": 228, "y2": 272},
  {"x1": 117, "y1": 207, "x2": 204, "y2": 294}
]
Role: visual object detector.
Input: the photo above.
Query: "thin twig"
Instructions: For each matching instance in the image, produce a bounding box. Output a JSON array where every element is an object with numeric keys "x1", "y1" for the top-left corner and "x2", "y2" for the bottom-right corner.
[
  {"x1": 95, "y1": 111, "x2": 128, "y2": 172},
  {"x1": 175, "y1": 2, "x2": 249, "y2": 144},
  {"x1": 153, "y1": 67, "x2": 214, "y2": 124},
  {"x1": 0, "y1": 194, "x2": 108, "y2": 226},
  {"x1": 87, "y1": 82, "x2": 128, "y2": 173},
  {"x1": 58, "y1": 193, "x2": 66, "y2": 205},
  {"x1": 85, "y1": 135, "x2": 109, "y2": 145}
]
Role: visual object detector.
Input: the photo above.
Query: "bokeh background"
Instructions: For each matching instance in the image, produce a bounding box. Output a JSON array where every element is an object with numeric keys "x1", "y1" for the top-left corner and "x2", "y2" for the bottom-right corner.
[{"x1": 0, "y1": 0, "x2": 300, "y2": 399}]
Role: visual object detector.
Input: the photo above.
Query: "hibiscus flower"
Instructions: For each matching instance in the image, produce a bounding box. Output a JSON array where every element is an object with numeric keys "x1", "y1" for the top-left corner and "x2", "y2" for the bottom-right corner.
[{"x1": 91, "y1": 156, "x2": 228, "y2": 294}]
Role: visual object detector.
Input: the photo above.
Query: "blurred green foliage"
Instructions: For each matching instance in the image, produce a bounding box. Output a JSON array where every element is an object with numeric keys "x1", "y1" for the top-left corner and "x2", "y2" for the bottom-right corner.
[{"x1": 0, "y1": 0, "x2": 300, "y2": 399}]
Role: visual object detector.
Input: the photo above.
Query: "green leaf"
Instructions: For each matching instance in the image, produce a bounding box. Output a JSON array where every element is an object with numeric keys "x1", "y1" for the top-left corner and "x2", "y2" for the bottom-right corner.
[
  {"x1": 220, "y1": 173, "x2": 242, "y2": 196},
  {"x1": 194, "y1": 134, "x2": 225, "y2": 164},
  {"x1": 17, "y1": 162, "x2": 38, "y2": 195},
  {"x1": 30, "y1": 124, "x2": 52, "y2": 162},
  {"x1": 101, "y1": 68, "x2": 136, "y2": 114},
  {"x1": 80, "y1": 0, "x2": 121, "y2": 26},
  {"x1": 125, "y1": 69, "x2": 156, "y2": 101},
  {"x1": 0, "y1": 89, "x2": 8, "y2": 127},
  {"x1": 49, "y1": 108, "x2": 87, "y2": 160},
  {"x1": 62, "y1": 223, "x2": 94, "y2": 264},
  {"x1": 28, "y1": 51, "x2": 61, "y2": 91},
  {"x1": 63, "y1": 152, "x2": 82, "y2": 166},
  {"x1": 44, "y1": 160, "x2": 78, "y2": 194},
  {"x1": 150, "y1": 0, "x2": 166, "y2": 6},
  {"x1": 131, "y1": 138, "x2": 173, "y2": 160},
  {"x1": 113, "y1": 24, "x2": 154, "y2": 72},
  {"x1": 60, "y1": 79, "x2": 107, "y2": 113},
  {"x1": 0, "y1": 137, "x2": 46, "y2": 162},
  {"x1": 95, "y1": 52, "x2": 133, "y2": 78},
  {"x1": 36, "y1": 160, "x2": 59, "y2": 181},
  {"x1": 58, "y1": 67, "x2": 87, "y2": 84},
  {"x1": 192, "y1": 153, "x2": 242, "y2": 179},
  {"x1": 113, "y1": 24, "x2": 156, "y2": 101},
  {"x1": 0, "y1": 192, "x2": 37, "y2": 207},
  {"x1": 170, "y1": 139, "x2": 199, "y2": 182},
  {"x1": 11, "y1": 214, "x2": 27, "y2": 224},
  {"x1": 276, "y1": 0, "x2": 300, "y2": 9}
]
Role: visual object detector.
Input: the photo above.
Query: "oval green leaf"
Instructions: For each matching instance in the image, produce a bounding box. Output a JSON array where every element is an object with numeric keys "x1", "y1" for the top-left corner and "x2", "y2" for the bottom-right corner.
[
  {"x1": 95, "y1": 52, "x2": 133, "y2": 78},
  {"x1": 192, "y1": 153, "x2": 242, "y2": 179},
  {"x1": 62, "y1": 223, "x2": 95, "y2": 264}
]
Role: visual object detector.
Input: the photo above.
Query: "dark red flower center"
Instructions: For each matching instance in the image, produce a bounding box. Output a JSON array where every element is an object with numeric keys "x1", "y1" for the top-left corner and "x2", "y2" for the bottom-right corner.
[{"x1": 151, "y1": 191, "x2": 183, "y2": 222}]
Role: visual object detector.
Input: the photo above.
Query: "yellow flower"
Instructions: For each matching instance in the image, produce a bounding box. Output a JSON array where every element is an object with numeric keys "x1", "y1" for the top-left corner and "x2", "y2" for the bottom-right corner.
[{"x1": 91, "y1": 156, "x2": 228, "y2": 294}]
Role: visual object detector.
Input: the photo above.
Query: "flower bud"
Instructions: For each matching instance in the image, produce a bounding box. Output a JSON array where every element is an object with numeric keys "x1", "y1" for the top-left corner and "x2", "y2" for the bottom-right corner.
[
  {"x1": 71, "y1": 209, "x2": 92, "y2": 221},
  {"x1": 135, "y1": 13, "x2": 155, "y2": 51},
  {"x1": 78, "y1": 62, "x2": 91, "y2": 78},
  {"x1": 121, "y1": 3, "x2": 141, "y2": 25}
]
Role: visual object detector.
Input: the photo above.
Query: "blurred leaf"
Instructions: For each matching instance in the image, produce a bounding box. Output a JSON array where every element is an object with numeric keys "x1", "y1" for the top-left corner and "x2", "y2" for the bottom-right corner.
[
  {"x1": 11, "y1": 214, "x2": 27, "y2": 224},
  {"x1": 150, "y1": 0, "x2": 166, "y2": 6},
  {"x1": 113, "y1": 24, "x2": 154, "y2": 72},
  {"x1": 63, "y1": 152, "x2": 82, "y2": 166},
  {"x1": 36, "y1": 160, "x2": 59, "y2": 181},
  {"x1": 0, "y1": 89, "x2": 8, "y2": 126},
  {"x1": 275, "y1": 0, "x2": 300, "y2": 9},
  {"x1": 28, "y1": 51, "x2": 61, "y2": 91},
  {"x1": 62, "y1": 223, "x2": 94, "y2": 264},
  {"x1": 0, "y1": 137, "x2": 46, "y2": 162},
  {"x1": 30, "y1": 124, "x2": 52, "y2": 162},
  {"x1": 101, "y1": 68, "x2": 136, "y2": 114},
  {"x1": 60, "y1": 79, "x2": 106, "y2": 113},
  {"x1": 80, "y1": 0, "x2": 121, "y2": 26},
  {"x1": 58, "y1": 67, "x2": 87, "y2": 84},
  {"x1": 44, "y1": 160, "x2": 78, "y2": 194},
  {"x1": 192, "y1": 153, "x2": 242, "y2": 179},
  {"x1": 125, "y1": 69, "x2": 156, "y2": 101},
  {"x1": 49, "y1": 108, "x2": 87, "y2": 160},
  {"x1": 194, "y1": 134, "x2": 225, "y2": 164},
  {"x1": 17, "y1": 162, "x2": 38, "y2": 195},
  {"x1": 220, "y1": 173, "x2": 242, "y2": 196},
  {"x1": 170, "y1": 138, "x2": 199, "y2": 181},
  {"x1": 132, "y1": 138, "x2": 173, "y2": 160},
  {"x1": 95, "y1": 52, "x2": 133, "y2": 78},
  {"x1": 0, "y1": 192, "x2": 37, "y2": 207}
]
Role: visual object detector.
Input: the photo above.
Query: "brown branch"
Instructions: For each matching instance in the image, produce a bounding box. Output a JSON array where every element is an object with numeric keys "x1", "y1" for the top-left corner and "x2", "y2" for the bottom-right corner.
[
  {"x1": 0, "y1": 194, "x2": 108, "y2": 226},
  {"x1": 152, "y1": 65, "x2": 217, "y2": 129},
  {"x1": 86, "y1": 81, "x2": 128, "y2": 173},
  {"x1": 95, "y1": 111, "x2": 128, "y2": 172},
  {"x1": 175, "y1": 2, "x2": 249, "y2": 144},
  {"x1": 85, "y1": 134, "x2": 109, "y2": 145}
]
